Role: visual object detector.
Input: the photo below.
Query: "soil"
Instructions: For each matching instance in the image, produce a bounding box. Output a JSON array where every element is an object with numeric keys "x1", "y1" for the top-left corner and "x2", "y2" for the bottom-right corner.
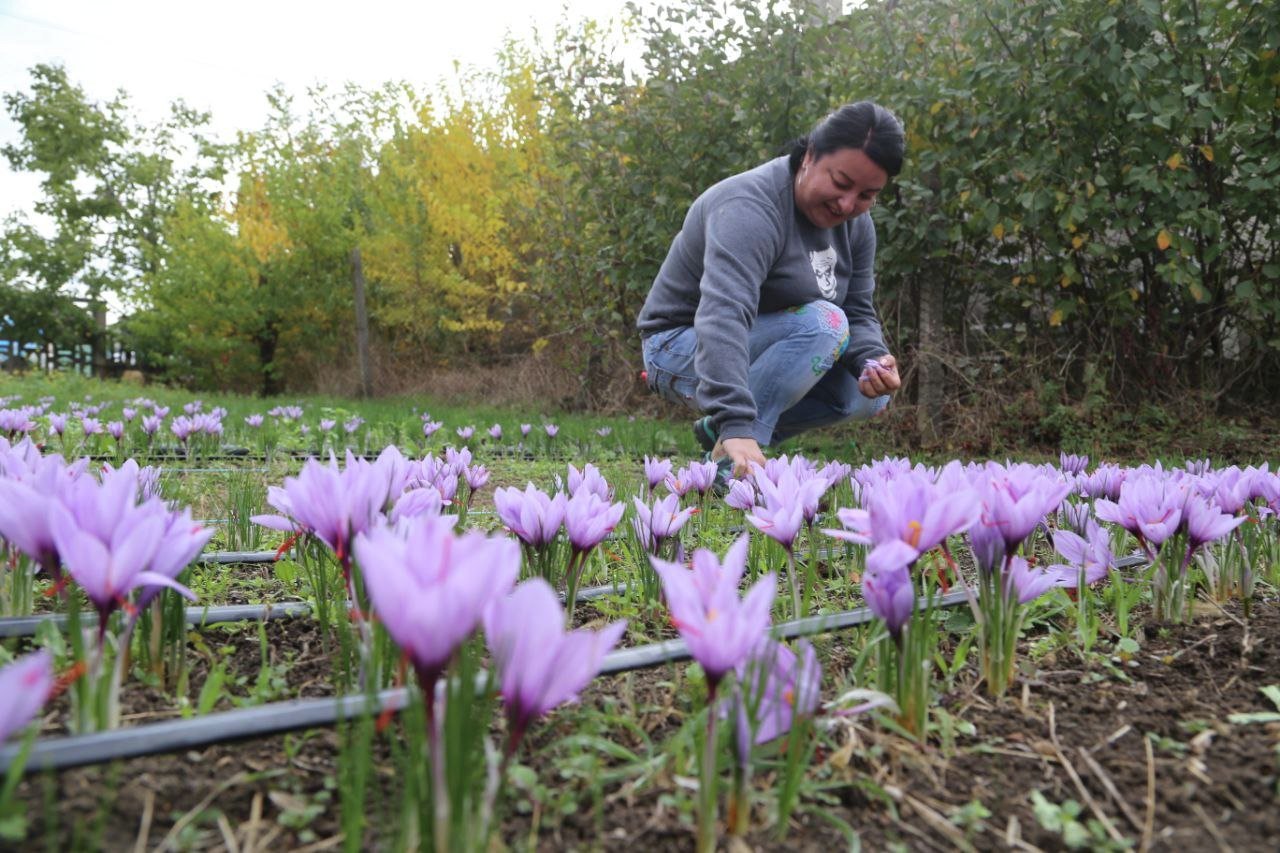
[{"x1": 13, "y1": 601, "x2": 1280, "y2": 851}]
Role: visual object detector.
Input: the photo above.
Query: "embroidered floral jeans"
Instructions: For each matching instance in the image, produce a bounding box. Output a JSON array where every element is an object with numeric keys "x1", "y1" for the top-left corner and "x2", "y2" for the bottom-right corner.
[{"x1": 641, "y1": 299, "x2": 889, "y2": 446}]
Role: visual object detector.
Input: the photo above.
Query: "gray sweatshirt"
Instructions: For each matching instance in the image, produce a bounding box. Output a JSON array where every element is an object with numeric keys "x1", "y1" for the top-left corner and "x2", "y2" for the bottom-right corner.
[{"x1": 636, "y1": 155, "x2": 889, "y2": 441}]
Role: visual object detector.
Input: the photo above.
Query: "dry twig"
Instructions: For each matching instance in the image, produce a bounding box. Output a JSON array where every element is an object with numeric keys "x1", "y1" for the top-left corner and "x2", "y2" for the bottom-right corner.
[
  {"x1": 1077, "y1": 747, "x2": 1143, "y2": 833},
  {"x1": 1047, "y1": 703, "x2": 1126, "y2": 845},
  {"x1": 1141, "y1": 735, "x2": 1156, "y2": 853},
  {"x1": 131, "y1": 789, "x2": 154, "y2": 853}
]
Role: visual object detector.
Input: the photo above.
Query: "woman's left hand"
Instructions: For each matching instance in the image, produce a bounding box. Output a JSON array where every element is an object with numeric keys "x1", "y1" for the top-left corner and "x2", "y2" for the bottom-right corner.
[{"x1": 857, "y1": 354, "x2": 901, "y2": 398}]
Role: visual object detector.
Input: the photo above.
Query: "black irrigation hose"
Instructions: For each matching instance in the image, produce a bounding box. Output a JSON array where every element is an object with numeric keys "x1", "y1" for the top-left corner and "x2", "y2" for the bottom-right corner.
[
  {"x1": 0, "y1": 590, "x2": 969, "y2": 774},
  {"x1": 0, "y1": 581, "x2": 629, "y2": 640}
]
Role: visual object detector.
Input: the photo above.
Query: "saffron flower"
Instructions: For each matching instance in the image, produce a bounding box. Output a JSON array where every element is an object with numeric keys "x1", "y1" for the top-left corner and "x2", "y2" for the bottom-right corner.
[
  {"x1": 730, "y1": 638, "x2": 821, "y2": 765},
  {"x1": 1046, "y1": 518, "x2": 1115, "y2": 588},
  {"x1": 643, "y1": 455, "x2": 672, "y2": 493},
  {"x1": 245, "y1": 414, "x2": 264, "y2": 428},
  {"x1": 630, "y1": 493, "x2": 695, "y2": 554},
  {"x1": 343, "y1": 416, "x2": 364, "y2": 434},
  {"x1": 861, "y1": 558, "x2": 915, "y2": 638},
  {"x1": 724, "y1": 478, "x2": 756, "y2": 511},
  {"x1": 1183, "y1": 493, "x2": 1245, "y2": 548},
  {"x1": 484, "y1": 578, "x2": 626, "y2": 751},
  {"x1": 493, "y1": 484, "x2": 567, "y2": 549},
  {"x1": 422, "y1": 420, "x2": 442, "y2": 438},
  {"x1": 354, "y1": 514, "x2": 518, "y2": 684},
  {"x1": 567, "y1": 463, "x2": 612, "y2": 500},
  {"x1": 488, "y1": 424, "x2": 503, "y2": 440},
  {"x1": 1095, "y1": 473, "x2": 1185, "y2": 552},
  {"x1": 650, "y1": 535, "x2": 775, "y2": 687},
  {"x1": 251, "y1": 455, "x2": 388, "y2": 569},
  {"x1": 0, "y1": 649, "x2": 54, "y2": 743},
  {"x1": 544, "y1": 424, "x2": 559, "y2": 438},
  {"x1": 319, "y1": 419, "x2": 336, "y2": 432},
  {"x1": 520, "y1": 423, "x2": 532, "y2": 437},
  {"x1": 456, "y1": 425, "x2": 475, "y2": 441}
]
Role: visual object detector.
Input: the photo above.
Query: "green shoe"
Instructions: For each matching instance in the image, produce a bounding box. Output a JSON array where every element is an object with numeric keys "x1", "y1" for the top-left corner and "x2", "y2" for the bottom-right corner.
[{"x1": 692, "y1": 416, "x2": 718, "y2": 453}]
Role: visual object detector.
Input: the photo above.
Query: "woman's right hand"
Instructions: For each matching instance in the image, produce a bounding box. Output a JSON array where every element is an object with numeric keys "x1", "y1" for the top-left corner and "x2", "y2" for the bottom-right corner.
[{"x1": 718, "y1": 437, "x2": 767, "y2": 478}]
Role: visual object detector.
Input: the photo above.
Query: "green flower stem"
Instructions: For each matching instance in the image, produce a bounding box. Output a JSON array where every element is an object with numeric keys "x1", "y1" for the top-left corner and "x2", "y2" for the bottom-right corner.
[{"x1": 698, "y1": 684, "x2": 720, "y2": 853}]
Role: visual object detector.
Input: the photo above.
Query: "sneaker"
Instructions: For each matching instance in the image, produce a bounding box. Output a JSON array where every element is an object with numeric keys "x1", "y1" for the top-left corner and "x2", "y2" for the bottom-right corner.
[{"x1": 692, "y1": 416, "x2": 717, "y2": 453}]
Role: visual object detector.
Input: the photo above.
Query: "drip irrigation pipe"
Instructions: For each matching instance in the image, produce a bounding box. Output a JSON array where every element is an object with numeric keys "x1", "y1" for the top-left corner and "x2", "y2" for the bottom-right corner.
[
  {"x1": 0, "y1": 581, "x2": 629, "y2": 640},
  {"x1": 0, "y1": 589, "x2": 969, "y2": 774}
]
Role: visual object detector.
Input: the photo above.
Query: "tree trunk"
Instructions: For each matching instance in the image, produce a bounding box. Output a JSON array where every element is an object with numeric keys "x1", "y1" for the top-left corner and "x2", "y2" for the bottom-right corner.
[
  {"x1": 351, "y1": 245, "x2": 373, "y2": 398},
  {"x1": 915, "y1": 272, "x2": 946, "y2": 441}
]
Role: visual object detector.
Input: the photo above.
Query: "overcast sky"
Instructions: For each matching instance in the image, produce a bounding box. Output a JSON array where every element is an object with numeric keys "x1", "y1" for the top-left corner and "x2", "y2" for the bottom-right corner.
[{"x1": 0, "y1": 0, "x2": 640, "y2": 221}]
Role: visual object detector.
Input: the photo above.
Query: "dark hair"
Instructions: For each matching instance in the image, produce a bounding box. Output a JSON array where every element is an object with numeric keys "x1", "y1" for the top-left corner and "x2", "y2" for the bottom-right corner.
[{"x1": 784, "y1": 101, "x2": 906, "y2": 177}]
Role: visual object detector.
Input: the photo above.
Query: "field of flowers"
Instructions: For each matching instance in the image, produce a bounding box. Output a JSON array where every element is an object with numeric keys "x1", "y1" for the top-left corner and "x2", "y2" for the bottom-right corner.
[{"x1": 1, "y1": 378, "x2": 1278, "y2": 851}]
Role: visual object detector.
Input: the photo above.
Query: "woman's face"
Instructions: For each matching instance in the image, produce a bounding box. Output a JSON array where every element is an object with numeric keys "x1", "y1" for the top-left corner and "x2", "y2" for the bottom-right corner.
[{"x1": 793, "y1": 147, "x2": 888, "y2": 229}]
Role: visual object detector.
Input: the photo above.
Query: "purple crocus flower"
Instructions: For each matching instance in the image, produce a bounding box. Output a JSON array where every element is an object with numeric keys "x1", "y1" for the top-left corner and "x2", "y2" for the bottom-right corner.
[
  {"x1": 731, "y1": 638, "x2": 821, "y2": 765},
  {"x1": 170, "y1": 416, "x2": 195, "y2": 443},
  {"x1": 631, "y1": 493, "x2": 695, "y2": 553},
  {"x1": 135, "y1": 506, "x2": 215, "y2": 610},
  {"x1": 724, "y1": 479, "x2": 756, "y2": 511},
  {"x1": 353, "y1": 514, "x2": 518, "y2": 685},
  {"x1": 484, "y1": 578, "x2": 626, "y2": 751},
  {"x1": 544, "y1": 424, "x2": 559, "y2": 438},
  {"x1": 977, "y1": 466, "x2": 1071, "y2": 553},
  {"x1": 664, "y1": 467, "x2": 693, "y2": 498},
  {"x1": 1182, "y1": 494, "x2": 1245, "y2": 548},
  {"x1": 456, "y1": 426, "x2": 475, "y2": 441},
  {"x1": 141, "y1": 415, "x2": 162, "y2": 436},
  {"x1": 464, "y1": 464, "x2": 490, "y2": 492},
  {"x1": 1059, "y1": 453, "x2": 1089, "y2": 476},
  {"x1": 643, "y1": 456, "x2": 672, "y2": 491},
  {"x1": 80, "y1": 417, "x2": 103, "y2": 436},
  {"x1": 520, "y1": 423, "x2": 532, "y2": 437},
  {"x1": 564, "y1": 491, "x2": 625, "y2": 554},
  {"x1": 746, "y1": 493, "x2": 806, "y2": 551},
  {"x1": 390, "y1": 485, "x2": 446, "y2": 523},
  {"x1": 596, "y1": 426, "x2": 612, "y2": 437},
  {"x1": 650, "y1": 536, "x2": 776, "y2": 688},
  {"x1": 183, "y1": 400, "x2": 203, "y2": 415},
  {"x1": 0, "y1": 649, "x2": 54, "y2": 743},
  {"x1": 488, "y1": 424, "x2": 503, "y2": 440},
  {"x1": 251, "y1": 456, "x2": 388, "y2": 569},
  {"x1": 153, "y1": 405, "x2": 171, "y2": 418},
  {"x1": 107, "y1": 421, "x2": 125, "y2": 441},
  {"x1": 319, "y1": 419, "x2": 336, "y2": 432},
  {"x1": 567, "y1": 463, "x2": 612, "y2": 500},
  {"x1": 47, "y1": 413, "x2": 67, "y2": 436},
  {"x1": 1004, "y1": 556, "x2": 1058, "y2": 604},
  {"x1": 121, "y1": 407, "x2": 136, "y2": 422},
  {"x1": 493, "y1": 484, "x2": 567, "y2": 548},
  {"x1": 826, "y1": 473, "x2": 980, "y2": 571},
  {"x1": 1046, "y1": 518, "x2": 1114, "y2": 588},
  {"x1": 1076, "y1": 463, "x2": 1125, "y2": 500},
  {"x1": 754, "y1": 465, "x2": 829, "y2": 525},
  {"x1": 51, "y1": 493, "x2": 196, "y2": 628},
  {"x1": 344, "y1": 416, "x2": 363, "y2": 434},
  {"x1": 0, "y1": 477, "x2": 62, "y2": 570},
  {"x1": 861, "y1": 559, "x2": 915, "y2": 638},
  {"x1": 1060, "y1": 500, "x2": 1093, "y2": 535},
  {"x1": 1095, "y1": 474, "x2": 1185, "y2": 550},
  {"x1": 422, "y1": 420, "x2": 442, "y2": 438},
  {"x1": 245, "y1": 414, "x2": 265, "y2": 428},
  {"x1": 684, "y1": 459, "x2": 719, "y2": 496}
]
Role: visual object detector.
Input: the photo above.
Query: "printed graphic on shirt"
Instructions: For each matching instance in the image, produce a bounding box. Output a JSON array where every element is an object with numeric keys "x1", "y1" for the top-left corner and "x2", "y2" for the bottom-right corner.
[{"x1": 809, "y1": 246, "x2": 838, "y2": 299}]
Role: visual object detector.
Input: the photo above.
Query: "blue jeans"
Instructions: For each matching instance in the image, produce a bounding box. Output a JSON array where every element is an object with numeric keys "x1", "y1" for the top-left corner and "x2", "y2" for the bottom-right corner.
[{"x1": 641, "y1": 300, "x2": 889, "y2": 446}]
